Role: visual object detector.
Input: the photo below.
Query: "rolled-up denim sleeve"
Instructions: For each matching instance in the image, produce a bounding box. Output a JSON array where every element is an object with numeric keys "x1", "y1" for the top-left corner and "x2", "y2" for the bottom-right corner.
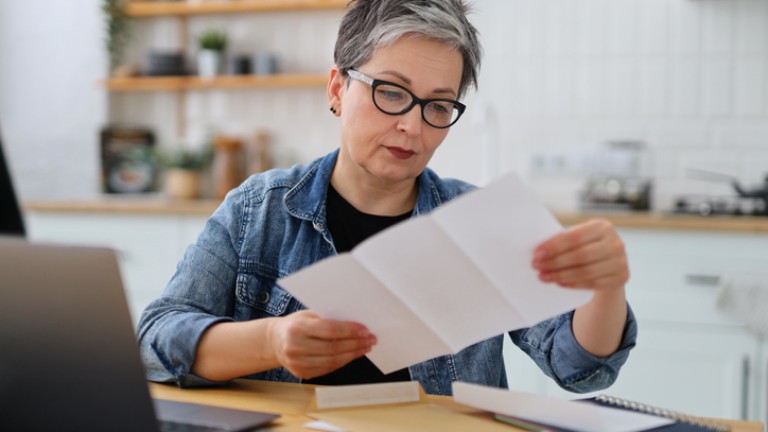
[
  {"x1": 137, "y1": 193, "x2": 244, "y2": 388},
  {"x1": 509, "y1": 304, "x2": 637, "y2": 393}
]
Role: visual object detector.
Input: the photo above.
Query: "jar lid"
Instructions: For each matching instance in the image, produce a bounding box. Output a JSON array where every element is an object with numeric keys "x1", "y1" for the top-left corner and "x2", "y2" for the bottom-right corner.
[{"x1": 214, "y1": 135, "x2": 243, "y2": 150}]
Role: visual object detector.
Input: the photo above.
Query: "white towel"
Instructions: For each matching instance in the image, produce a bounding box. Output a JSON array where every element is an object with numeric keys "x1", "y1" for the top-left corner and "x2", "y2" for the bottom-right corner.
[{"x1": 715, "y1": 274, "x2": 768, "y2": 336}]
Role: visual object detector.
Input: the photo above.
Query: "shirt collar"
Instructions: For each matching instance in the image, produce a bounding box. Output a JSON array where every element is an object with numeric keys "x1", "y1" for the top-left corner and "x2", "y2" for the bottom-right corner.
[{"x1": 283, "y1": 148, "x2": 444, "y2": 224}]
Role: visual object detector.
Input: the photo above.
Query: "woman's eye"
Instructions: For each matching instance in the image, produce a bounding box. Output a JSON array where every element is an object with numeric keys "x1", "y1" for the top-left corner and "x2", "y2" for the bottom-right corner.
[
  {"x1": 376, "y1": 87, "x2": 408, "y2": 103},
  {"x1": 428, "y1": 102, "x2": 452, "y2": 116}
]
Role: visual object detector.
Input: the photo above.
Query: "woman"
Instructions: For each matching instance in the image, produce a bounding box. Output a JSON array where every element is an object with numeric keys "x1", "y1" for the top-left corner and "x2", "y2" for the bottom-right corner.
[{"x1": 138, "y1": 0, "x2": 636, "y2": 396}]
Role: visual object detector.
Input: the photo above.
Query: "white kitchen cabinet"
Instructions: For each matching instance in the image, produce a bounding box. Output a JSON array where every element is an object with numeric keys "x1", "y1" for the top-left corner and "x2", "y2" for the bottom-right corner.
[
  {"x1": 506, "y1": 227, "x2": 768, "y2": 423},
  {"x1": 25, "y1": 211, "x2": 208, "y2": 325},
  {"x1": 506, "y1": 323, "x2": 758, "y2": 419}
]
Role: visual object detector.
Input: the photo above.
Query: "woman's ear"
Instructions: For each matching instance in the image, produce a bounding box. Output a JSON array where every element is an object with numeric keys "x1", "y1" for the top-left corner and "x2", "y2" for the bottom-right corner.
[{"x1": 327, "y1": 66, "x2": 344, "y2": 116}]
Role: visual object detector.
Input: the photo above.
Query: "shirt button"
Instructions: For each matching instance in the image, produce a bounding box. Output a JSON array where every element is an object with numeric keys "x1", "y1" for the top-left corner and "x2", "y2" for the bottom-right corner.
[
  {"x1": 257, "y1": 292, "x2": 270, "y2": 303},
  {"x1": 314, "y1": 222, "x2": 324, "y2": 230}
]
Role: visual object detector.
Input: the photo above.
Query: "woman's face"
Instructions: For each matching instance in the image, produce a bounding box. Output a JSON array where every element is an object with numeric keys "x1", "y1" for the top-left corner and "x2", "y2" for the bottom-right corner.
[{"x1": 331, "y1": 35, "x2": 464, "y2": 188}]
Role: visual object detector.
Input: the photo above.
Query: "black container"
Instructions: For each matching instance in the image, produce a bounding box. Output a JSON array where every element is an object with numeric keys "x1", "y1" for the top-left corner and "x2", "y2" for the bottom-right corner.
[
  {"x1": 232, "y1": 55, "x2": 252, "y2": 75},
  {"x1": 146, "y1": 51, "x2": 187, "y2": 76}
]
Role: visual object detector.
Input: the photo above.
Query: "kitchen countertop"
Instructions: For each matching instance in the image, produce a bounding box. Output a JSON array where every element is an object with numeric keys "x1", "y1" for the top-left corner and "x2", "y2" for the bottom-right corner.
[
  {"x1": 23, "y1": 198, "x2": 768, "y2": 233},
  {"x1": 24, "y1": 197, "x2": 223, "y2": 216}
]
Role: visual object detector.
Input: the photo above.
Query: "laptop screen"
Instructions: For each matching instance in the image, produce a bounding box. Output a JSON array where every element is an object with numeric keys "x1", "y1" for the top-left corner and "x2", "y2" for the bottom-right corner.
[{"x1": 0, "y1": 128, "x2": 26, "y2": 236}]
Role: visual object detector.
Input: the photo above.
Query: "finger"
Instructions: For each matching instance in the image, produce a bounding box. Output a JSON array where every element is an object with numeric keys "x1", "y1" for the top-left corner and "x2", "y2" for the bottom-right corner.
[
  {"x1": 534, "y1": 240, "x2": 613, "y2": 272},
  {"x1": 540, "y1": 256, "x2": 628, "y2": 288},
  {"x1": 295, "y1": 334, "x2": 377, "y2": 357},
  {"x1": 285, "y1": 346, "x2": 372, "y2": 379},
  {"x1": 535, "y1": 219, "x2": 611, "y2": 259},
  {"x1": 305, "y1": 318, "x2": 372, "y2": 341}
]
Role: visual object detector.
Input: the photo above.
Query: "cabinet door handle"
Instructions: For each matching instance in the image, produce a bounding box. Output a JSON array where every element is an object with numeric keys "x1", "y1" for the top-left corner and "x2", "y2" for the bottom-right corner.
[
  {"x1": 685, "y1": 273, "x2": 721, "y2": 287},
  {"x1": 741, "y1": 355, "x2": 750, "y2": 420}
]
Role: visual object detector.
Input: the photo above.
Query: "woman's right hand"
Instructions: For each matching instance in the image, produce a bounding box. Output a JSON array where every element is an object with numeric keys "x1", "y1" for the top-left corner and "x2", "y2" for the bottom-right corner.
[{"x1": 268, "y1": 310, "x2": 376, "y2": 379}]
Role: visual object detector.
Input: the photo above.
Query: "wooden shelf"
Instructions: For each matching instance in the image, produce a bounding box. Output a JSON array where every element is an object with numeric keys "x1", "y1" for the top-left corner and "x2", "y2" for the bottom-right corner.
[
  {"x1": 111, "y1": 1, "x2": 341, "y2": 137},
  {"x1": 125, "y1": 0, "x2": 348, "y2": 17},
  {"x1": 105, "y1": 73, "x2": 329, "y2": 91}
]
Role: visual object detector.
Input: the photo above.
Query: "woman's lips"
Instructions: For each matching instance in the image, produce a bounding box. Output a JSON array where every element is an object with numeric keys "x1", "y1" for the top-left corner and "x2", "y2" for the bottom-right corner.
[{"x1": 386, "y1": 146, "x2": 415, "y2": 160}]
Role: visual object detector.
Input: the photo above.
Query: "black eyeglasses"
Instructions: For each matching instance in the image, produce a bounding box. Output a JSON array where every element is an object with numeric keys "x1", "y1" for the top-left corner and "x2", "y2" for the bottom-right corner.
[{"x1": 346, "y1": 69, "x2": 466, "y2": 129}]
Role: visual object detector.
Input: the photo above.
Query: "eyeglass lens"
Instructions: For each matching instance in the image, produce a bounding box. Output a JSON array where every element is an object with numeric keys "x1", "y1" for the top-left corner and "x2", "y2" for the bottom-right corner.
[{"x1": 372, "y1": 84, "x2": 461, "y2": 128}]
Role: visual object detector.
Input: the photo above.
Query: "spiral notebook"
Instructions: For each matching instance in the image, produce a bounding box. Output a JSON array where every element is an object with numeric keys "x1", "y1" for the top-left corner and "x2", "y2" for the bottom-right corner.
[
  {"x1": 452, "y1": 382, "x2": 731, "y2": 432},
  {"x1": 493, "y1": 394, "x2": 730, "y2": 432},
  {"x1": 585, "y1": 395, "x2": 730, "y2": 432}
]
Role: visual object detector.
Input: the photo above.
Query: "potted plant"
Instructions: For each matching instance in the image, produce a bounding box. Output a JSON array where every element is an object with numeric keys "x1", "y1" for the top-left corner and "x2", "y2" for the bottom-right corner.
[
  {"x1": 158, "y1": 146, "x2": 213, "y2": 199},
  {"x1": 197, "y1": 29, "x2": 228, "y2": 78},
  {"x1": 102, "y1": 0, "x2": 131, "y2": 75}
]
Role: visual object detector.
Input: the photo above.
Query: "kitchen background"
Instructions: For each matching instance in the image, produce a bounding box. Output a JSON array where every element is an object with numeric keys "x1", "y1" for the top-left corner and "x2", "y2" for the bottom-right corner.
[
  {"x1": 2, "y1": 0, "x2": 768, "y2": 210},
  {"x1": 2, "y1": 0, "x2": 768, "y2": 425}
]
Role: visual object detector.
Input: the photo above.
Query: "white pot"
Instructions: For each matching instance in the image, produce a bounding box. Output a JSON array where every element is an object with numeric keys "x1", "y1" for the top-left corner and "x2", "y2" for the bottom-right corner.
[{"x1": 197, "y1": 49, "x2": 223, "y2": 78}]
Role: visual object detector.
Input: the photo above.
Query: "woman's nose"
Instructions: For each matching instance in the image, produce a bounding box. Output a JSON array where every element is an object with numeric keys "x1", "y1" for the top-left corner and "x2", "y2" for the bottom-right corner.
[{"x1": 396, "y1": 104, "x2": 424, "y2": 136}]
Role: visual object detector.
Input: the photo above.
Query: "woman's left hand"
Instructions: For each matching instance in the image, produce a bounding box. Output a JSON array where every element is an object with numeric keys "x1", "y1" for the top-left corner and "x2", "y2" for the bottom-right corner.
[{"x1": 532, "y1": 219, "x2": 629, "y2": 293}]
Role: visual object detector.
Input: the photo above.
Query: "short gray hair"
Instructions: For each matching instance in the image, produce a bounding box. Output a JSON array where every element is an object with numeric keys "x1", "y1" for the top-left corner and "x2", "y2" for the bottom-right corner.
[{"x1": 334, "y1": 0, "x2": 482, "y2": 99}]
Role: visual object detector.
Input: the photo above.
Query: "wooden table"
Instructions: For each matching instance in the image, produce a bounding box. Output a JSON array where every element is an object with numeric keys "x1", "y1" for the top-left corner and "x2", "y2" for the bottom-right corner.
[{"x1": 150, "y1": 379, "x2": 764, "y2": 431}]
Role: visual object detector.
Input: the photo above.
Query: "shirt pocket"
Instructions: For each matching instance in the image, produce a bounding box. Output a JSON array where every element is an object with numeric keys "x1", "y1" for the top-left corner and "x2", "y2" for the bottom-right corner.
[{"x1": 235, "y1": 261, "x2": 299, "y2": 317}]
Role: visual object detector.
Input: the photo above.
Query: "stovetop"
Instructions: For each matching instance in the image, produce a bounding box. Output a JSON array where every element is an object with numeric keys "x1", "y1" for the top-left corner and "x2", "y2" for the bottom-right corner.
[{"x1": 673, "y1": 195, "x2": 768, "y2": 217}]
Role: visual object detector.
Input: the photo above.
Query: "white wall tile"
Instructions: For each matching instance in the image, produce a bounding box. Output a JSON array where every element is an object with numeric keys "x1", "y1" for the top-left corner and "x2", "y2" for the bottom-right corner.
[
  {"x1": 544, "y1": 0, "x2": 578, "y2": 57},
  {"x1": 541, "y1": 60, "x2": 573, "y2": 116},
  {"x1": 573, "y1": 0, "x2": 609, "y2": 57},
  {"x1": 482, "y1": 3, "x2": 518, "y2": 61},
  {"x1": 733, "y1": 56, "x2": 766, "y2": 116},
  {"x1": 604, "y1": 58, "x2": 638, "y2": 116},
  {"x1": 669, "y1": 58, "x2": 701, "y2": 116},
  {"x1": 510, "y1": 1, "x2": 543, "y2": 58},
  {"x1": 638, "y1": 0, "x2": 670, "y2": 55},
  {"x1": 638, "y1": 57, "x2": 669, "y2": 116},
  {"x1": 572, "y1": 59, "x2": 606, "y2": 116},
  {"x1": 734, "y1": 0, "x2": 768, "y2": 55},
  {"x1": 700, "y1": 0, "x2": 734, "y2": 55},
  {"x1": 650, "y1": 147, "x2": 681, "y2": 178},
  {"x1": 712, "y1": 120, "x2": 768, "y2": 148},
  {"x1": 700, "y1": 56, "x2": 733, "y2": 117},
  {"x1": 606, "y1": 0, "x2": 638, "y2": 56},
  {"x1": 741, "y1": 150, "x2": 768, "y2": 184},
  {"x1": 515, "y1": 59, "x2": 548, "y2": 117},
  {"x1": 647, "y1": 120, "x2": 713, "y2": 148},
  {"x1": 670, "y1": 0, "x2": 702, "y2": 55}
]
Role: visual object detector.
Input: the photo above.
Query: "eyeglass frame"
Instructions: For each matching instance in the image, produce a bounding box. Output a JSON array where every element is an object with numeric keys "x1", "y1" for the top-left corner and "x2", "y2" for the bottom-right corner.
[{"x1": 345, "y1": 69, "x2": 466, "y2": 129}]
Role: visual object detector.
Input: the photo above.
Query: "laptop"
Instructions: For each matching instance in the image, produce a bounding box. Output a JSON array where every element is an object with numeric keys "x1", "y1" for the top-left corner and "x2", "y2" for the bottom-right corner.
[
  {"x1": 0, "y1": 128, "x2": 26, "y2": 236},
  {"x1": 0, "y1": 238, "x2": 280, "y2": 431}
]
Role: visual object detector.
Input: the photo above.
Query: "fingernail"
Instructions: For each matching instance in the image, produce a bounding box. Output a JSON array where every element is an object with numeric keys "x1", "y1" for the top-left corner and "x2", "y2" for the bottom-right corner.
[
  {"x1": 539, "y1": 272, "x2": 553, "y2": 282},
  {"x1": 358, "y1": 329, "x2": 370, "y2": 337}
]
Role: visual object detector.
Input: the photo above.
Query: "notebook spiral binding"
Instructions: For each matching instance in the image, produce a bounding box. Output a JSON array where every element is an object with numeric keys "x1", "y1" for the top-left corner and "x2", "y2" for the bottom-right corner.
[{"x1": 595, "y1": 395, "x2": 731, "y2": 432}]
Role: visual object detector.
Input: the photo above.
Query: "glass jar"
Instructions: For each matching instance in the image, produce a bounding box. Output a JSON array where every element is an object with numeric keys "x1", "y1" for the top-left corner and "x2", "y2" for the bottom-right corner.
[{"x1": 212, "y1": 135, "x2": 244, "y2": 200}]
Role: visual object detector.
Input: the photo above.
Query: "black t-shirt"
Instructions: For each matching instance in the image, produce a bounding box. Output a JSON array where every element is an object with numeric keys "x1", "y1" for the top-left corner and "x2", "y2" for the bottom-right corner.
[{"x1": 304, "y1": 184, "x2": 412, "y2": 385}]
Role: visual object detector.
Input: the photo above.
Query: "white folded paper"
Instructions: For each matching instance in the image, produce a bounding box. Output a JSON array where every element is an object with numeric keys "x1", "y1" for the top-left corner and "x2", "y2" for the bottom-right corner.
[{"x1": 278, "y1": 172, "x2": 592, "y2": 373}]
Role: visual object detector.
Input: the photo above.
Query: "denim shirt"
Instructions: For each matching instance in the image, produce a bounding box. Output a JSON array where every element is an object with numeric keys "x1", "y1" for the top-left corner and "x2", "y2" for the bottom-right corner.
[{"x1": 137, "y1": 149, "x2": 637, "y2": 395}]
